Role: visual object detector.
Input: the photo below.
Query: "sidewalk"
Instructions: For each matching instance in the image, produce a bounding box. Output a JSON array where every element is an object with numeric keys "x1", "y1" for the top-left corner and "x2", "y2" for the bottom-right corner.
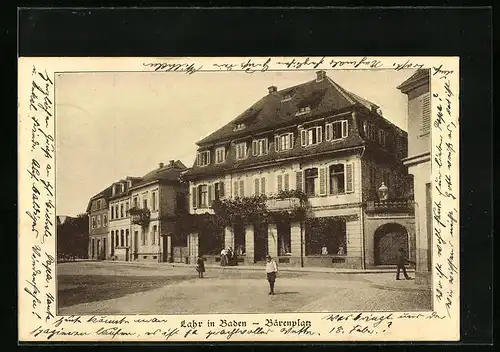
[{"x1": 99, "y1": 259, "x2": 415, "y2": 275}]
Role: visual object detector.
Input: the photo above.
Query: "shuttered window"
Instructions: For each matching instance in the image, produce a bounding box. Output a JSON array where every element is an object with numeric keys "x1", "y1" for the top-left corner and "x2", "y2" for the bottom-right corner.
[
  {"x1": 421, "y1": 93, "x2": 431, "y2": 135},
  {"x1": 284, "y1": 173, "x2": 290, "y2": 191},
  {"x1": 219, "y1": 181, "x2": 225, "y2": 198},
  {"x1": 192, "y1": 187, "x2": 198, "y2": 208},
  {"x1": 260, "y1": 177, "x2": 266, "y2": 195},
  {"x1": 296, "y1": 171, "x2": 303, "y2": 192},
  {"x1": 277, "y1": 174, "x2": 283, "y2": 192},
  {"x1": 239, "y1": 180, "x2": 245, "y2": 197},
  {"x1": 346, "y1": 163, "x2": 354, "y2": 193},
  {"x1": 233, "y1": 181, "x2": 239, "y2": 198},
  {"x1": 208, "y1": 184, "x2": 214, "y2": 206},
  {"x1": 254, "y1": 178, "x2": 260, "y2": 195},
  {"x1": 319, "y1": 167, "x2": 327, "y2": 195}
]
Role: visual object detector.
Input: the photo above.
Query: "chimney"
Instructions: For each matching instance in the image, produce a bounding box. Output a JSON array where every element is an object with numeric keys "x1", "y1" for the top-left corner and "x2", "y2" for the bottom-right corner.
[
  {"x1": 159, "y1": 162, "x2": 164, "y2": 168},
  {"x1": 268, "y1": 86, "x2": 277, "y2": 94},
  {"x1": 169, "y1": 160, "x2": 175, "y2": 167},
  {"x1": 316, "y1": 70, "x2": 326, "y2": 81}
]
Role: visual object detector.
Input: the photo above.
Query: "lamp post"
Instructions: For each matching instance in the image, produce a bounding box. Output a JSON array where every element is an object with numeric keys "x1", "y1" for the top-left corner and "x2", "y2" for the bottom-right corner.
[{"x1": 378, "y1": 182, "x2": 389, "y2": 201}]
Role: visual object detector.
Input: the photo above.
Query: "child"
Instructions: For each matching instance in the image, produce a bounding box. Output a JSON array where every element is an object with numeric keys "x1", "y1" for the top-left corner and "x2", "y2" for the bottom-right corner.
[{"x1": 196, "y1": 254, "x2": 205, "y2": 278}]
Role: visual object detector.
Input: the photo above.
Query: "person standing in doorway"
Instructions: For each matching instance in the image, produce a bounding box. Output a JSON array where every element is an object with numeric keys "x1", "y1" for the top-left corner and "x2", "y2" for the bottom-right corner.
[
  {"x1": 396, "y1": 248, "x2": 415, "y2": 280},
  {"x1": 265, "y1": 255, "x2": 278, "y2": 295},
  {"x1": 196, "y1": 254, "x2": 205, "y2": 278}
]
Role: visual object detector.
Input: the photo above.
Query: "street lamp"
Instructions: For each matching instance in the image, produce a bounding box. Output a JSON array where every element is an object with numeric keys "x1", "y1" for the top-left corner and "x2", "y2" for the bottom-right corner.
[{"x1": 378, "y1": 182, "x2": 389, "y2": 201}]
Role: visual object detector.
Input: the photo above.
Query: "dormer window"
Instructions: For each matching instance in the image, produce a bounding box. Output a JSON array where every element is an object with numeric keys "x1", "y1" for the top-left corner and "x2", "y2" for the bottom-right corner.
[
  {"x1": 234, "y1": 123, "x2": 246, "y2": 131},
  {"x1": 121, "y1": 183, "x2": 125, "y2": 193},
  {"x1": 112, "y1": 185, "x2": 116, "y2": 196},
  {"x1": 301, "y1": 126, "x2": 322, "y2": 147},
  {"x1": 281, "y1": 94, "x2": 292, "y2": 102},
  {"x1": 326, "y1": 120, "x2": 348, "y2": 141},
  {"x1": 275, "y1": 132, "x2": 294, "y2": 152},
  {"x1": 215, "y1": 147, "x2": 226, "y2": 164},
  {"x1": 235, "y1": 142, "x2": 248, "y2": 160},
  {"x1": 363, "y1": 121, "x2": 376, "y2": 141},
  {"x1": 296, "y1": 106, "x2": 311, "y2": 116},
  {"x1": 378, "y1": 129, "x2": 387, "y2": 147},
  {"x1": 252, "y1": 138, "x2": 268, "y2": 156},
  {"x1": 197, "y1": 150, "x2": 210, "y2": 167}
]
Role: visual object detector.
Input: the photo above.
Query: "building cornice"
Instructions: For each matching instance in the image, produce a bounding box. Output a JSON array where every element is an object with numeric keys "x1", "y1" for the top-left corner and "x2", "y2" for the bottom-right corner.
[{"x1": 402, "y1": 152, "x2": 431, "y2": 167}]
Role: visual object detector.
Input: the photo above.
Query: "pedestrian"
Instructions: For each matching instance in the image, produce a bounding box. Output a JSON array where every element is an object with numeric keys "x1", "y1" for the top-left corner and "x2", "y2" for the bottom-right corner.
[
  {"x1": 196, "y1": 254, "x2": 205, "y2": 278},
  {"x1": 396, "y1": 248, "x2": 415, "y2": 280},
  {"x1": 227, "y1": 247, "x2": 234, "y2": 266},
  {"x1": 220, "y1": 248, "x2": 227, "y2": 266},
  {"x1": 265, "y1": 255, "x2": 278, "y2": 295}
]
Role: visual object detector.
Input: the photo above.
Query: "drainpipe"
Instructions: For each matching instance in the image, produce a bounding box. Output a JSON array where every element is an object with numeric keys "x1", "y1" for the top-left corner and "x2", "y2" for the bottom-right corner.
[{"x1": 359, "y1": 145, "x2": 366, "y2": 270}]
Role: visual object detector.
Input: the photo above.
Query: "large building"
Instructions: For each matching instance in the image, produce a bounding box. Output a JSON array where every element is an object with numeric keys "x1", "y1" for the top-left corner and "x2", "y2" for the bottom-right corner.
[
  {"x1": 87, "y1": 160, "x2": 189, "y2": 262},
  {"x1": 86, "y1": 186, "x2": 112, "y2": 260},
  {"x1": 397, "y1": 69, "x2": 432, "y2": 284},
  {"x1": 183, "y1": 70, "x2": 415, "y2": 269}
]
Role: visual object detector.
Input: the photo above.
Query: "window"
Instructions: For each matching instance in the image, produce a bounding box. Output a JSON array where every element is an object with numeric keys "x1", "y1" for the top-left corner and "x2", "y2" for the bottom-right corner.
[
  {"x1": 103, "y1": 214, "x2": 108, "y2": 227},
  {"x1": 115, "y1": 206, "x2": 119, "y2": 219},
  {"x1": 141, "y1": 229, "x2": 146, "y2": 245},
  {"x1": 378, "y1": 129, "x2": 387, "y2": 146},
  {"x1": 296, "y1": 106, "x2": 311, "y2": 115},
  {"x1": 305, "y1": 168, "x2": 318, "y2": 196},
  {"x1": 110, "y1": 206, "x2": 114, "y2": 220},
  {"x1": 236, "y1": 142, "x2": 248, "y2": 160},
  {"x1": 252, "y1": 138, "x2": 268, "y2": 156},
  {"x1": 234, "y1": 123, "x2": 246, "y2": 131},
  {"x1": 214, "y1": 182, "x2": 224, "y2": 200},
  {"x1": 120, "y1": 204, "x2": 124, "y2": 218},
  {"x1": 326, "y1": 120, "x2": 348, "y2": 141},
  {"x1": 363, "y1": 121, "x2": 376, "y2": 140},
  {"x1": 115, "y1": 232, "x2": 119, "y2": 247},
  {"x1": 197, "y1": 150, "x2": 210, "y2": 166},
  {"x1": 329, "y1": 165, "x2": 345, "y2": 195},
  {"x1": 421, "y1": 93, "x2": 431, "y2": 135},
  {"x1": 143, "y1": 197, "x2": 148, "y2": 210},
  {"x1": 91, "y1": 216, "x2": 96, "y2": 229},
  {"x1": 133, "y1": 197, "x2": 138, "y2": 208},
  {"x1": 239, "y1": 180, "x2": 245, "y2": 197},
  {"x1": 329, "y1": 163, "x2": 354, "y2": 194},
  {"x1": 125, "y1": 229, "x2": 129, "y2": 247},
  {"x1": 152, "y1": 225, "x2": 157, "y2": 245},
  {"x1": 301, "y1": 126, "x2": 322, "y2": 147},
  {"x1": 198, "y1": 185, "x2": 208, "y2": 207},
  {"x1": 370, "y1": 166, "x2": 377, "y2": 190},
  {"x1": 96, "y1": 199, "x2": 101, "y2": 209},
  {"x1": 121, "y1": 183, "x2": 125, "y2": 193},
  {"x1": 281, "y1": 93, "x2": 292, "y2": 102},
  {"x1": 97, "y1": 215, "x2": 101, "y2": 228},
  {"x1": 125, "y1": 202, "x2": 129, "y2": 216},
  {"x1": 254, "y1": 177, "x2": 267, "y2": 196},
  {"x1": 152, "y1": 192, "x2": 157, "y2": 211},
  {"x1": 120, "y1": 230, "x2": 125, "y2": 247},
  {"x1": 275, "y1": 133, "x2": 294, "y2": 152},
  {"x1": 276, "y1": 173, "x2": 289, "y2": 192},
  {"x1": 215, "y1": 147, "x2": 226, "y2": 164}
]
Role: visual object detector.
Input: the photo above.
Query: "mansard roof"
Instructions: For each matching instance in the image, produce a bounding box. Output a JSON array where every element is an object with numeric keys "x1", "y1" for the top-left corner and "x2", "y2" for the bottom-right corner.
[
  {"x1": 196, "y1": 74, "x2": 380, "y2": 147},
  {"x1": 131, "y1": 160, "x2": 187, "y2": 189},
  {"x1": 86, "y1": 185, "x2": 112, "y2": 212}
]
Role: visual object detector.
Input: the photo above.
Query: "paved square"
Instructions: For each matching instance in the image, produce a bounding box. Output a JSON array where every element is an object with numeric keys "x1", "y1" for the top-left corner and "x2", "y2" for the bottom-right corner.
[{"x1": 57, "y1": 262, "x2": 432, "y2": 315}]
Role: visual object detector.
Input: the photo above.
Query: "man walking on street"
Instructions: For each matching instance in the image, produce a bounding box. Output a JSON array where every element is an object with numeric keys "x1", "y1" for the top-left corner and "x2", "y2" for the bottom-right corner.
[
  {"x1": 396, "y1": 248, "x2": 415, "y2": 280},
  {"x1": 265, "y1": 255, "x2": 278, "y2": 295}
]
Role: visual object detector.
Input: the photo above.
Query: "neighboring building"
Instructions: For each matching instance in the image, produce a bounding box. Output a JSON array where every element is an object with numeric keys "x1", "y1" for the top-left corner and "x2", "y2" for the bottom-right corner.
[
  {"x1": 129, "y1": 160, "x2": 188, "y2": 262},
  {"x1": 108, "y1": 177, "x2": 142, "y2": 261},
  {"x1": 86, "y1": 186, "x2": 112, "y2": 260},
  {"x1": 397, "y1": 69, "x2": 432, "y2": 284},
  {"x1": 183, "y1": 70, "x2": 415, "y2": 269}
]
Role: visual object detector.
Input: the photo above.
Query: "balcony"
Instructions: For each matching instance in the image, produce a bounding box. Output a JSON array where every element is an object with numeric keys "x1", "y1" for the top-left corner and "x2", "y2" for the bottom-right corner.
[
  {"x1": 129, "y1": 207, "x2": 151, "y2": 227},
  {"x1": 366, "y1": 199, "x2": 414, "y2": 214},
  {"x1": 265, "y1": 197, "x2": 301, "y2": 211}
]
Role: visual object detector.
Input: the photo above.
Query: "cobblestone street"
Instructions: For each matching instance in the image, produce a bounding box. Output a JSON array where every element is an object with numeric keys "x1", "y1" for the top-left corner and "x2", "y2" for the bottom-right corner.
[{"x1": 57, "y1": 261, "x2": 432, "y2": 315}]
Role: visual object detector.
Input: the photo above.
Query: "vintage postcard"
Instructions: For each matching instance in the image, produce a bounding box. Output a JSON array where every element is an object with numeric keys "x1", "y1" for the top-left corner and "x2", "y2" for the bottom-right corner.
[{"x1": 18, "y1": 56, "x2": 459, "y2": 342}]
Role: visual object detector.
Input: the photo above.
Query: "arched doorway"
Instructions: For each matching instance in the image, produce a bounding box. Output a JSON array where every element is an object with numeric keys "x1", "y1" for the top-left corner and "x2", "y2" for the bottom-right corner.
[{"x1": 374, "y1": 223, "x2": 409, "y2": 265}]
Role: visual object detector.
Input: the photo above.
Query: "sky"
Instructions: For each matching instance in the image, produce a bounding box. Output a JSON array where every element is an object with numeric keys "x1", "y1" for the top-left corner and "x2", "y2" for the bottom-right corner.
[{"x1": 55, "y1": 69, "x2": 416, "y2": 216}]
